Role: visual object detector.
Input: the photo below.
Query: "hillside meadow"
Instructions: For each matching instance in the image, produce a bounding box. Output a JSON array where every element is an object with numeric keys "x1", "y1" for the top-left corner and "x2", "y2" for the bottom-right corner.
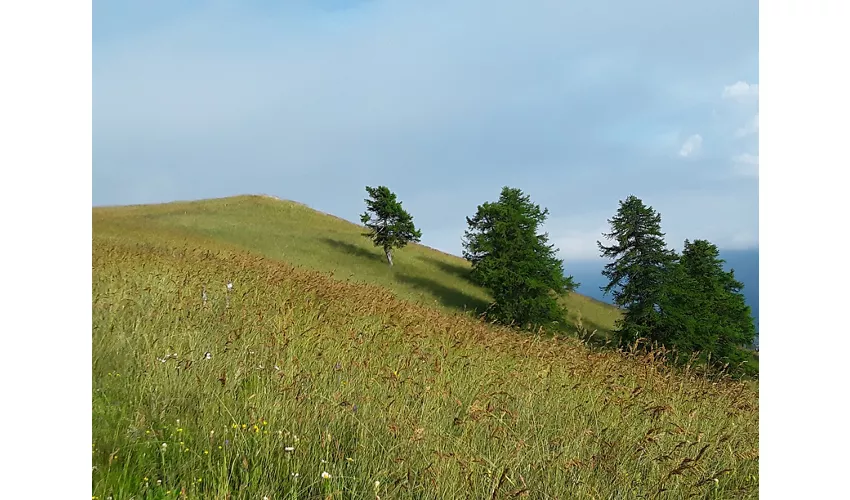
[{"x1": 92, "y1": 196, "x2": 758, "y2": 499}]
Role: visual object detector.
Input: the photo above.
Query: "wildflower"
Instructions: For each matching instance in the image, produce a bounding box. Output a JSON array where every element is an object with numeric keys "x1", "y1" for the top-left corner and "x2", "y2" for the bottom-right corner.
[
  {"x1": 144, "y1": 477, "x2": 149, "y2": 482},
  {"x1": 197, "y1": 478, "x2": 202, "y2": 483},
  {"x1": 284, "y1": 446, "x2": 295, "y2": 452},
  {"x1": 227, "y1": 282, "x2": 233, "y2": 291},
  {"x1": 263, "y1": 497, "x2": 269, "y2": 500},
  {"x1": 291, "y1": 472, "x2": 300, "y2": 478},
  {"x1": 374, "y1": 480, "x2": 381, "y2": 489},
  {"x1": 321, "y1": 459, "x2": 327, "y2": 464},
  {"x1": 242, "y1": 424, "x2": 247, "y2": 429},
  {"x1": 274, "y1": 365, "x2": 281, "y2": 371},
  {"x1": 232, "y1": 423, "x2": 238, "y2": 429},
  {"x1": 161, "y1": 443, "x2": 168, "y2": 450},
  {"x1": 177, "y1": 428, "x2": 183, "y2": 433},
  {"x1": 262, "y1": 420, "x2": 268, "y2": 426},
  {"x1": 157, "y1": 480, "x2": 162, "y2": 485},
  {"x1": 204, "y1": 450, "x2": 209, "y2": 455},
  {"x1": 145, "y1": 430, "x2": 151, "y2": 435},
  {"x1": 218, "y1": 446, "x2": 223, "y2": 450},
  {"x1": 204, "y1": 352, "x2": 212, "y2": 360},
  {"x1": 321, "y1": 471, "x2": 331, "y2": 480}
]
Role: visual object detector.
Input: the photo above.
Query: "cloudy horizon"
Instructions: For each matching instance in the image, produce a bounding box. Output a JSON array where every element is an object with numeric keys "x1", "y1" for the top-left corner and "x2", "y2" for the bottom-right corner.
[{"x1": 93, "y1": 0, "x2": 759, "y2": 263}]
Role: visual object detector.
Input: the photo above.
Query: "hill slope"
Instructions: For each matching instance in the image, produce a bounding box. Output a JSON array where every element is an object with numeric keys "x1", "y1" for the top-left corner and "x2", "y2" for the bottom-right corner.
[
  {"x1": 91, "y1": 195, "x2": 758, "y2": 499},
  {"x1": 95, "y1": 194, "x2": 621, "y2": 336}
]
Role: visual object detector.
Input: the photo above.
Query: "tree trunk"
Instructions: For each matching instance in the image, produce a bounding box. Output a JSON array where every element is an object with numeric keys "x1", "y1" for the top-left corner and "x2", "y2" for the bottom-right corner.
[{"x1": 385, "y1": 248, "x2": 394, "y2": 266}]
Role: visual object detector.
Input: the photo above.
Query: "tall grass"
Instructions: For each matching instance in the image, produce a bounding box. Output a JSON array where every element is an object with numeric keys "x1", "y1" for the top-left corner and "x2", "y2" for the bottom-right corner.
[
  {"x1": 92, "y1": 205, "x2": 758, "y2": 499},
  {"x1": 94, "y1": 195, "x2": 622, "y2": 338}
]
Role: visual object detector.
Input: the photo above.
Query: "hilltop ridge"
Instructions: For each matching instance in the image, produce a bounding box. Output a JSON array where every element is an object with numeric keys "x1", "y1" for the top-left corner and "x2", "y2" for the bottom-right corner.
[{"x1": 93, "y1": 194, "x2": 622, "y2": 336}]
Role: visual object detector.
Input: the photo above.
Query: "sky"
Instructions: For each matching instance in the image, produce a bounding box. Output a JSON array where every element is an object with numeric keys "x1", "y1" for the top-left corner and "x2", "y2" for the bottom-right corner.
[{"x1": 93, "y1": 0, "x2": 759, "y2": 263}]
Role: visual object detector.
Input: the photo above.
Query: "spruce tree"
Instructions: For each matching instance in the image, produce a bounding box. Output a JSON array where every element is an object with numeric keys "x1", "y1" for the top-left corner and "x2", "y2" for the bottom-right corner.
[
  {"x1": 659, "y1": 239, "x2": 757, "y2": 365},
  {"x1": 360, "y1": 186, "x2": 422, "y2": 266},
  {"x1": 598, "y1": 195, "x2": 676, "y2": 345},
  {"x1": 463, "y1": 187, "x2": 577, "y2": 329}
]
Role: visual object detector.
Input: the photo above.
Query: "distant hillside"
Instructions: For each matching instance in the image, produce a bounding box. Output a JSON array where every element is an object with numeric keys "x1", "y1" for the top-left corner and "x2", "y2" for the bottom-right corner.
[{"x1": 93, "y1": 195, "x2": 622, "y2": 337}]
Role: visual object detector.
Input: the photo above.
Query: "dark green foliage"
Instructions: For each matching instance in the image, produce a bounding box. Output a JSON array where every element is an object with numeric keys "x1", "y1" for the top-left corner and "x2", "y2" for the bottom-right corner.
[
  {"x1": 658, "y1": 239, "x2": 757, "y2": 368},
  {"x1": 463, "y1": 187, "x2": 577, "y2": 330},
  {"x1": 360, "y1": 186, "x2": 422, "y2": 266},
  {"x1": 597, "y1": 195, "x2": 677, "y2": 345}
]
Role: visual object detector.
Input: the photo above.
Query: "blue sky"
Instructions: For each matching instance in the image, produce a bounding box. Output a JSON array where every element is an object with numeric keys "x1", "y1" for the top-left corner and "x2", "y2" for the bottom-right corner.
[{"x1": 93, "y1": 0, "x2": 759, "y2": 263}]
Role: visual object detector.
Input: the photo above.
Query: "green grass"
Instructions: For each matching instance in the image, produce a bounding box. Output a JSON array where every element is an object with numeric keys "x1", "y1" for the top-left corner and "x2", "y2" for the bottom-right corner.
[
  {"x1": 92, "y1": 195, "x2": 758, "y2": 499},
  {"x1": 96, "y1": 194, "x2": 622, "y2": 337}
]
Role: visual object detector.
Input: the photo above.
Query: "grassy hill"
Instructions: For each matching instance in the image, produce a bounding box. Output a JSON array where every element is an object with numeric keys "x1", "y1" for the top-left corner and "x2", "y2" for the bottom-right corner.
[
  {"x1": 96, "y1": 194, "x2": 622, "y2": 337},
  {"x1": 92, "y1": 195, "x2": 758, "y2": 499}
]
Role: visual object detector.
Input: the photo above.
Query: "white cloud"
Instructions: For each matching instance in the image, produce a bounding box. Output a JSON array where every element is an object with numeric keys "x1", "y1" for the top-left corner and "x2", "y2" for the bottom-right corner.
[
  {"x1": 679, "y1": 134, "x2": 703, "y2": 157},
  {"x1": 732, "y1": 153, "x2": 759, "y2": 177},
  {"x1": 722, "y1": 80, "x2": 759, "y2": 100},
  {"x1": 735, "y1": 113, "x2": 759, "y2": 137},
  {"x1": 552, "y1": 226, "x2": 611, "y2": 261}
]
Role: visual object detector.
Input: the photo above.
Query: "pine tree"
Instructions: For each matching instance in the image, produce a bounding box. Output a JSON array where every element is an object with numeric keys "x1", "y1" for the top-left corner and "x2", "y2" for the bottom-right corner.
[
  {"x1": 360, "y1": 186, "x2": 422, "y2": 266},
  {"x1": 659, "y1": 239, "x2": 757, "y2": 365},
  {"x1": 597, "y1": 195, "x2": 676, "y2": 345},
  {"x1": 463, "y1": 187, "x2": 577, "y2": 329}
]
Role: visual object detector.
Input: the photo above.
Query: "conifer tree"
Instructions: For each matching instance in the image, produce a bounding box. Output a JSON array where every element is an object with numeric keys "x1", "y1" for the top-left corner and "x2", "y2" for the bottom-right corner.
[
  {"x1": 360, "y1": 186, "x2": 422, "y2": 267},
  {"x1": 463, "y1": 187, "x2": 577, "y2": 329},
  {"x1": 659, "y1": 239, "x2": 757, "y2": 365},
  {"x1": 598, "y1": 195, "x2": 676, "y2": 345}
]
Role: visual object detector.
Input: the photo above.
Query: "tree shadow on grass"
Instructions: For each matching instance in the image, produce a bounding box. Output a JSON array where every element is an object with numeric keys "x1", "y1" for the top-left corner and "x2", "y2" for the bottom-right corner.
[
  {"x1": 320, "y1": 237, "x2": 386, "y2": 264},
  {"x1": 415, "y1": 254, "x2": 475, "y2": 284},
  {"x1": 395, "y1": 273, "x2": 490, "y2": 314}
]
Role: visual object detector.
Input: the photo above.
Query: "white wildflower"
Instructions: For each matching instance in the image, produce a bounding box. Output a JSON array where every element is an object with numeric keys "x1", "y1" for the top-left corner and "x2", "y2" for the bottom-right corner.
[
  {"x1": 227, "y1": 282, "x2": 233, "y2": 290},
  {"x1": 321, "y1": 471, "x2": 331, "y2": 480},
  {"x1": 204, "y1": 352, "x2": 212, "y2": 360},
  {"x1": 284, "y1": 446, "x2": 295, "y2": 452}
]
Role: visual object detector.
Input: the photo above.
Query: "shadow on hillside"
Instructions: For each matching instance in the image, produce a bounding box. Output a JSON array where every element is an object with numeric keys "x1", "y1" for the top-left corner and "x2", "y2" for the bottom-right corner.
[
  {"x1": 574, "y1": 319, "x2": 616, "y2": 346},
  {"x1": 320, "y1": 238, "x2": 386, "y2": 264},
  {"x1": 395, "y1": 274, "x2": 490, "y2": 314},
  {"x1": 416, "y1": 255, "x2": 475, "y2": 283}
]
